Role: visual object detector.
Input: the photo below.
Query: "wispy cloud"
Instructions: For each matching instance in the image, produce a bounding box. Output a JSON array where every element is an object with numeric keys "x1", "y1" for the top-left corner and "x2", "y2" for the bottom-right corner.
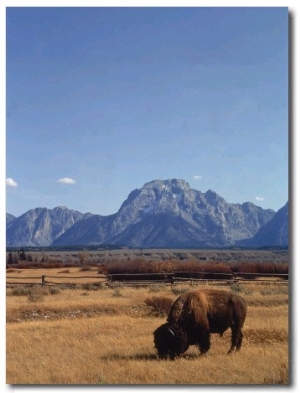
[
  {"x1": 57, "y1": 177, "x2": 76, "y2": 185},
  {"x1": 193, "y1": 175, "x2": 202, "y2": 180},
  {"x1": 6, "y1": 178, "x2": 18, "y2": 187},
  {"x1": 255, "y1": 196, "x2": 265, "y2": 201}
]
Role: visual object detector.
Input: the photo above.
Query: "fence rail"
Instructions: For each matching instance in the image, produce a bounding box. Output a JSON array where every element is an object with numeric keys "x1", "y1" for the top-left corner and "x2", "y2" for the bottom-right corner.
[{"x1": 6, "y1": 271, "x2": 288, "y2": 287}]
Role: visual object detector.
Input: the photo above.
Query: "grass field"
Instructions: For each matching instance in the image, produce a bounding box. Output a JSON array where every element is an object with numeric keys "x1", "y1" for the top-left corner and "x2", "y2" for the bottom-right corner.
[{"x1": 6, "y1": 267, "x2": 289, "y2": 385}]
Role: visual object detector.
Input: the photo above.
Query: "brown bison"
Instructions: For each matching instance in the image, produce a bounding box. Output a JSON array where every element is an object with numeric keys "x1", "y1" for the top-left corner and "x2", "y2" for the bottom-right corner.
[{"x1": 154, "y1": 289, "x2": 247, "y2": 359}]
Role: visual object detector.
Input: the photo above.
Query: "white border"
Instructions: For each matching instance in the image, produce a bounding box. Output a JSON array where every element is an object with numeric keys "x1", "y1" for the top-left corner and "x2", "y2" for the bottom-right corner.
[{"x1": 2, "y1": 1, "x2": 298, "y2": 391}]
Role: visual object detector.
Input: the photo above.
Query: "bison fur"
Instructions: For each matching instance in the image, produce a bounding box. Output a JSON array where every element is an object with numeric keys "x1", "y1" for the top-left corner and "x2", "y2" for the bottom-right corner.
[{"x1": 154, "y1": 289, "x2": 247, "y2": 359}]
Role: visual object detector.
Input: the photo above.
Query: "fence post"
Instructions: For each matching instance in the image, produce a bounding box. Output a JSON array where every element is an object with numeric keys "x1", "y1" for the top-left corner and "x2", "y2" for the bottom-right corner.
[
  {"x1": 41, "y1": 275, "x2": 46, "y2": 286},
  {"x1": 170, "y1": 274, "x2": 175, "y2": 285}
]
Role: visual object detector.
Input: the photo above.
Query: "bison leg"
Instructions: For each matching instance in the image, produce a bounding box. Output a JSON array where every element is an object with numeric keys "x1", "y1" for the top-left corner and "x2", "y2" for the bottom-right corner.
[
  {"x1": 197, "y1": 331, "x2": 211, "y2": 355},
  {"x1": 228, "y1": 327, "x2": 243, "y2": 354},
  {"x1": 236, "y1": 330, "x2": 243, "y2": 350}
]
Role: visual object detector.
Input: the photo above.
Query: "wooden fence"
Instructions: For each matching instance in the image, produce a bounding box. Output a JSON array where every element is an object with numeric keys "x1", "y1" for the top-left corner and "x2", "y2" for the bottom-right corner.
[{"x1": 6, "y1": 271, "x2": 289, "y2": 288}]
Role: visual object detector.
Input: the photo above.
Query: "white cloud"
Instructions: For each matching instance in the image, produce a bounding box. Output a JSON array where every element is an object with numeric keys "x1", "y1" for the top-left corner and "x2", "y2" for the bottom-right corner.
[
  {"x1": 255, "y1": 196, "x2": 265, "y2": 201},
  {"x1": 6, "y1": 178, "x2": 18, "y2": 187},
  {"x1": 57, "y1": 177, "x2": 76, "y2": 185},
  {"x1": 193, "y1": 175, "x2": 202, "y2": 180}
]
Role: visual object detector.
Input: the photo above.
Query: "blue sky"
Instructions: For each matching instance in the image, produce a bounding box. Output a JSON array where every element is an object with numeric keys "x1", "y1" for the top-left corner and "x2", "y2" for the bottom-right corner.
[{"x1": 6, "y1": 6, "x2": 288, "y2": 217}]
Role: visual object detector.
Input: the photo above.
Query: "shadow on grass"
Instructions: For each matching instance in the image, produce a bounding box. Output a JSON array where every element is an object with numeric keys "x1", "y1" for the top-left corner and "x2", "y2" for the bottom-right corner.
[{"x1": 99, "y1": 352, "x2": 200, "y2": 361}]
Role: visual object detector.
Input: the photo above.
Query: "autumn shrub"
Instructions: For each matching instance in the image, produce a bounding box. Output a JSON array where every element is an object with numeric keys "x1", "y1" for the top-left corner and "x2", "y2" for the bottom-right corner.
[
  {"x1": 273, "y1": 262, "x2": 289, "y2": 276},
  {"x1": 10, "y1": 285, "x2": 61, "y2": 299},
  {"x1": 260, "y1": 288, "x2": 289, "y2": 296},
  {"x1": 230, "y1": 283, "x2": 246, "y2": 294},
  {"x1": 49, "y1": 287, "x2": 61, "y2": 295},
  {"x1": 148, "y1": 284, "x2": 165, "y2": 293},
  {"x1": 104, "y1": 258, "x2": 288, "y2": 281},
  {"x1": 150, "y1": 260, "x2": 175, "y2": 273},
  {"x1": 82, "y1": 283, "x2": 95, "y2": 291},
  {"x1": 232, "y1": 285, "x2": 254, "y2": 297},
  {"x1": 232, "y1": 261, "x2": 288, "y2": 277},
  {"x1": 199, "y1": 262, "x2": 232, "y2": 279},
  {"x1": 27, "y1": 286, "x2": 45, "y2": 303},
  {"x1": 112, "y1": 288, "x2": 122, "y2": 297},
  {"x1": 107, "y1": 281, "x2": 124, "y2": 289},
  {"x1": 97, "y1": 264, "x2": 108, "y2": 274},
  {"x1": 171, "y1": 287, "x2": 189, "y2": 296},
  {"x1": 106, "y1": 258, "x2": 151, "y2": 274},
  {"x1": 11, "y1": 285, "x2": 33, "y2": 297},
  {"x1": 79, "y1": 265, "x2": 94, "y2": 271},
  {"x1": 171, "y1": 260, "x2": 233, "y2": 280},
  {"x1": 144, "y1": 296, "x2": 173, "y2": 317}
]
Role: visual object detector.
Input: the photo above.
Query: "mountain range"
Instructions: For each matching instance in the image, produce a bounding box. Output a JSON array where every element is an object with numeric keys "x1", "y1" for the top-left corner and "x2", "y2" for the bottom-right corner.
[{"x1": 6, "y1": 179, "x2": 288, "y2": 249}]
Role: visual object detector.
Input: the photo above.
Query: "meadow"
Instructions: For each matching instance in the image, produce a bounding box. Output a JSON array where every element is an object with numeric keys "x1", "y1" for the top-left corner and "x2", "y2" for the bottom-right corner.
[{"x1": 6, "y1": 265, "x2": 289, "y2": 385}]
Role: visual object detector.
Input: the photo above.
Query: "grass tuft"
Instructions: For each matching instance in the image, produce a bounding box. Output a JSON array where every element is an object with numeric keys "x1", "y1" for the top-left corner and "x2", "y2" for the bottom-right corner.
[{"x1": 144, "y1": 295, "x2": 173, "y2": 317}]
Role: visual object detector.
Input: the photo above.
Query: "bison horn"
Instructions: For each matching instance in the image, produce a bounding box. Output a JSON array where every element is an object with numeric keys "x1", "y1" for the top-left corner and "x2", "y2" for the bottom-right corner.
[{"x1": 167, "y1": 326, "x2": 175, "y2": 338}]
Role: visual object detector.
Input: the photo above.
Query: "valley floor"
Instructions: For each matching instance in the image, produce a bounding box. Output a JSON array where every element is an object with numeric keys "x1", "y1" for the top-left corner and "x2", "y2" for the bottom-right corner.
[{"x1": 6, "y1": 281, "x2": 289, "y2": 385}]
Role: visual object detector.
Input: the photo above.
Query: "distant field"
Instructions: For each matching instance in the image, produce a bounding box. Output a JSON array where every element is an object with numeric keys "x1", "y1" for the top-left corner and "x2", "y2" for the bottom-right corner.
[
  {"x1": 6, "y1": 250, "x2": 289, "y2": 384},
  {"x1": 6, "y1": 248, "x2": 289, "y2": 268},
  {"x1": 6, "y1": 276, "x2": 289, "y2": 384}
]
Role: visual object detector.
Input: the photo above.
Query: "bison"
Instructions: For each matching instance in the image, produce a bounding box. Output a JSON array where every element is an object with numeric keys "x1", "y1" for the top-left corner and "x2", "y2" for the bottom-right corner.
[{"x1": 154, "y1": 289, "x2": 247, "y2": 359}]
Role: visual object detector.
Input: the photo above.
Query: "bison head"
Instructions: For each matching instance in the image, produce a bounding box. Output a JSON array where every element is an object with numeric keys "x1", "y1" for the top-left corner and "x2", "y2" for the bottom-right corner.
[{"x1": 154, "y1": 323, "x2": 188, "y2": 360}]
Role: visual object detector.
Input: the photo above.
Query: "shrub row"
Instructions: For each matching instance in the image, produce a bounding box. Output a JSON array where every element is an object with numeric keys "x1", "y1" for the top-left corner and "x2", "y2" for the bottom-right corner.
[
  {"x1": 6, "y1": 256, "x2": 288, "y2": 277},
  {"x1": 104, "y1": 258, "x2": 288, "y2": 277}
]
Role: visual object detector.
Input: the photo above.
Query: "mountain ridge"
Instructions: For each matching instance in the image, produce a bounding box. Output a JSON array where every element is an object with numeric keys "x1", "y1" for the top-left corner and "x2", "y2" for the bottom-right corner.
[
  {"x1": 6, "y1": 179, "x2": 288, "y2": 248},
  {"x1": 238, "y1": 202, "x2": 289, "y2": 248},
  {"x1": 6, "y1": 206, "x2": 92, "y2": 247}
]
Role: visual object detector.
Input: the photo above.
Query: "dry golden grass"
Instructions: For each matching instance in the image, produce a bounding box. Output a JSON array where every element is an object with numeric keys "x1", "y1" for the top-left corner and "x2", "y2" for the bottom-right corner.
[
  {"x1": 6, "y1": 279, "x2": 289, "y2": 385},
  {"x1": 6, "y1": 266, "x2": 105, "y2": 285}
]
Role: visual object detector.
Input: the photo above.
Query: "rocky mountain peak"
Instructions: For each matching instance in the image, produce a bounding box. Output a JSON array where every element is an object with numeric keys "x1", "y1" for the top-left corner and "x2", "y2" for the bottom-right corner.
[
  {"x1": 204, "y1": 189, "x2": 224, "y2": 203},
  {"x1": 143, "y1": 178, "x2": 190, "y2": 190},
  {"x1": 119, "y1": 179, "x2": 194, "y2": 217},
  {"x1": 6, "y1": 179, "x2": 287, "y2": 248},
  {"x1": 6, "y1": 206, "x2": 87, "y2": 247},
  {"x1": 6, "y1": 213, "x2": 16, "y2": 225},
  {"x1": 239, "y1": 202, "x2": 289, "y2": 247}
]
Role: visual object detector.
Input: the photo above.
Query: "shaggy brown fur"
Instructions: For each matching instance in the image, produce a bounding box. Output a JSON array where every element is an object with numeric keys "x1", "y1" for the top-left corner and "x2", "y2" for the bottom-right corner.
[{"x1": 154, "y1": 289, "x2": 247, "y2": 359}]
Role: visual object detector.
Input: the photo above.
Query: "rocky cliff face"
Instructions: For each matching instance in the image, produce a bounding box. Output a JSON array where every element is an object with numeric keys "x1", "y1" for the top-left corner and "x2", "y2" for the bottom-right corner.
[
  {"x1": 6, "y1": 213, "x2": 16, "y2": 225},
  {"x1": 52, "y1": 179, "x2": 276, "y2": 248},
  {"x1": 6, "y1": 207, "x2": 91, "y2": 247},
  {"x1": 238, "y1": 202, "x2": 289, "y2": 248},
  {"x1": 7, "y1": 179, "x2": 287, "y2": 248}
]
